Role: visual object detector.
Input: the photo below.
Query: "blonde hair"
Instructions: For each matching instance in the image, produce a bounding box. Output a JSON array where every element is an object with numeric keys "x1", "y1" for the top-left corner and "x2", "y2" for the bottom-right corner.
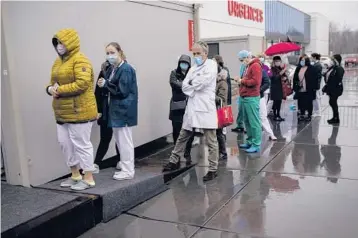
[
  {"x1": 106, "y1": 42, "x2": 127, "y2": 61},
  {"x1": 193, "y1": 40, "x2": 209, "y2": 54},
  {"x1": 257, "y1": 53, "x2": 265, "y2": 58}
]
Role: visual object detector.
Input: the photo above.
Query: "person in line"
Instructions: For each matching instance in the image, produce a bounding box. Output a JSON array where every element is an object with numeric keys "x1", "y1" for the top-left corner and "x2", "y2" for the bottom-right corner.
[
  {"x1": 163, "y1": 41, "x2": 219, "y2": 182},
  {"x1": 214, "y1": 55, "x2": 229, "y2": 160},
  {"x1": 97, "y1": 42, "x2": 138, "y2": 181},
  {"x1": 293, "y1": 55, "x2": 318, "y2": 122},
  {"x1": 46, "y1": 28, "x2": 97, "y2": 190},
  {"x1": 231, "y1": 52, "x2": 249, "y2": 133},
  {"x1": 215, "y1": 55, "x2": 232, "y2": 105},
  {"x1": 311, "y1": 53, "x2": 323, "y2": 117},
  {"x1": 94, "y1": 60, "x2": 120, "y2": 170},
  {"x1": 257, "y1": 55, "x2": 277, "y2": 141},
  {"x1": 169, "y1": 54, "x2": 194, "y2": 165},
  {"x1": 270, "y1": 56, "x2": 286, "y2": 121},
  {"x1": 322, "y1": 54, "x2": 345, "y2": 124},
  {"x1": 258, "y1": 53, "x2": 272, "y2": 77},
  {"x1": 236, "y1": 50, "x2": 262, "y2": 153}
]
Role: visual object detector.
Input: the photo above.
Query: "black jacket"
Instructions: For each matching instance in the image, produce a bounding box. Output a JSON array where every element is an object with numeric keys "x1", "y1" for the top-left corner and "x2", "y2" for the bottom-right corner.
[
  {"x1": 293, "y1": 65, "x2": 318, "y2": 99},
  {"x1": 323, "y1": 65, "x2": 344, "y2": 97},
  {"x1": 95, "y1": 61, "x2": 111, "y2": 125},
  {"x1": 260, "y1": 69, "x2": 270, "y2": 98},
  {"x1": 270, "y1": 66, "x2": 284, "y2": 100},
  {"x1": 223, "y1": 66, "x2": 232, "y2": 105},
  {"x1": 313, "y1": 61, "x2": 323, "y2": 89},
  {"x1": 169, "y1": 55, "x2": 191, "y2": 122}
]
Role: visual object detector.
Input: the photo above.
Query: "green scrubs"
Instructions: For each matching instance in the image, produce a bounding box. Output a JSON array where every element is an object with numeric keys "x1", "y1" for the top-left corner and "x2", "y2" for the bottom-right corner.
[
  {"x1": 241, "y1": 96, "x2": 261, "y2": 147},
  {"x1": 236, "y1": 97, "x2": 244, "y2": 128}
]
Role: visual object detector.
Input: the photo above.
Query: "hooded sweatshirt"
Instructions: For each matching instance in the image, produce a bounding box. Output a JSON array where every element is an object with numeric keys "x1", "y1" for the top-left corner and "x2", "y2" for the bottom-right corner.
[
  {"x1": 169, "y1": 54, "x2": 191, "y2": 102},
  {"x1": 239, "y1": 58, "x2": 262, "y2": 97}
]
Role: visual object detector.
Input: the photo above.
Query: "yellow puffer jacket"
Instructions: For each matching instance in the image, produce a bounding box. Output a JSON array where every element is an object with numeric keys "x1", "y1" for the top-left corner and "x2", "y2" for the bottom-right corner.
[{"x1": 47, "y1": 28, "x2": 97, "y2": 123}]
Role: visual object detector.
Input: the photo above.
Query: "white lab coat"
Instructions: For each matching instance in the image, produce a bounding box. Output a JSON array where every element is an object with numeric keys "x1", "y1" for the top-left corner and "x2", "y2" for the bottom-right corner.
[{"x1": 182, "y1": 59, "x2": 218, "y2": 130}]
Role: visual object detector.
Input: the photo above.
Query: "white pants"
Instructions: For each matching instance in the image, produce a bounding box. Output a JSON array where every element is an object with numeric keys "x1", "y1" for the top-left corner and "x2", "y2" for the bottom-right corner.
[
  {"x1": 260, "y1": 97, "x2": 275, "y2": 138},
  {"x1": 113, "y1": 127, "x2": 135, "y2": 176},
  {"x1": 57, "y1": 122, "x2": 95, "y2": 172},
  {"x1": 313, "y1": 90, "x2": 321, "y2": 114}
]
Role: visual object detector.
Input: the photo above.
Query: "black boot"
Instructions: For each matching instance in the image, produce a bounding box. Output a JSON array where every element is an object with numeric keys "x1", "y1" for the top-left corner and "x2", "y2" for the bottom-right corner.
[
  {"x1": 231, "y1": 127, "x2": 245, "y2": 133},
  {"x1": 162, "y1": 162, "x2": 180, "y2": 172},
  {"x1": 203, "y1": 171, "x2": 218, "y2": 182},
  {"x1": 327, "y1": 118, "x2": 340, "y2": 124}
]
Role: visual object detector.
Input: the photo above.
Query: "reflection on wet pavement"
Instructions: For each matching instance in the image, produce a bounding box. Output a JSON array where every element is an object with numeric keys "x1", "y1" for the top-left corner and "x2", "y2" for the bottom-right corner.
[{"x1": 81, "y1": 70, "x2": 358, "y2": 238}]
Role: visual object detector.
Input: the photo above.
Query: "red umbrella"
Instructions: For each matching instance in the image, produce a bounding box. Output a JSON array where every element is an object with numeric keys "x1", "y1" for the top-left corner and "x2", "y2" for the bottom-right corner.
[{"x1": 265, "y1": 42, "x2": 301, "y2": 56}]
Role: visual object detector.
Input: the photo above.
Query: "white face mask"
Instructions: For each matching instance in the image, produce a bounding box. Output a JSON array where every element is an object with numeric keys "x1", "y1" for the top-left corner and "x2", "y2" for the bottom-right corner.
[
  {"x1": 259, "y1": 57, "x2": 264, "y2": 63},
  {"x1": 56, "y1": 44, "x2": 67, "y2": 56}
]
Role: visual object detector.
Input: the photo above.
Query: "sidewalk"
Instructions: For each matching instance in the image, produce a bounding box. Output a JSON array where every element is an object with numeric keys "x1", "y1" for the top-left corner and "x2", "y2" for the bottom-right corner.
[{"x1": 81, "y1": 69, "x2": 358, "y2": 238}]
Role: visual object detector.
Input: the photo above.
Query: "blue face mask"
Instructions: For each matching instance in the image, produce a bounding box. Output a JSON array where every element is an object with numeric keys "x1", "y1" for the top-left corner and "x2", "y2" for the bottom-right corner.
[
  {"x1": 106, "y1": 54, "x2": 118, "y2": 65},
  {"x1": 310, "y1": 61, "x2": 315, "y2": 65},
  {"x1": 194, "y1": 56, "x2": 204, "y2": 66},
  {"x1": 300, "y1": 60, "x2": 305, "y2": 67},
  {"x1": 179, "y1": 62, "x2": 189, "y2": 71}
]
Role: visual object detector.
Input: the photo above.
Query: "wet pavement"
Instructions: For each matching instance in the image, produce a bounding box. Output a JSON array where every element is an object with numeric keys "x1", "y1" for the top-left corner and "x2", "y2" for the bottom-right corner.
[{"x1": 81, "y1": 69, "x2": 358, "y2": 238}]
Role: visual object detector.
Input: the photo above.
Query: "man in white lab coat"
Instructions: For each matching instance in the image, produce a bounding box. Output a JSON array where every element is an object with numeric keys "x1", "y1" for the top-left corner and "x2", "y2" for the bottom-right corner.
[{"x1": 163, "y1": 41, "x2": 219, "y2": 182}]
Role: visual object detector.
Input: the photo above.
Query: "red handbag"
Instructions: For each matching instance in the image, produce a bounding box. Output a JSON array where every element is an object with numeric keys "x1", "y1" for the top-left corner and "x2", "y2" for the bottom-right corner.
[{"x1": 217, "y1": 105, "x2": 234, "y2": 128}]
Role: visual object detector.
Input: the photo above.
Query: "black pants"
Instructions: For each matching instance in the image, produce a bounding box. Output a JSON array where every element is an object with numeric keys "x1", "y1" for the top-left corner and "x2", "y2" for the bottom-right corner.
[
  {"x1": 172, "y1": 121, "x2": 194, "y2": 157},
  {"x1": 298, "y1": 92, "x2": 313, "y2": 116},
  {"x1": 272, "y1": 100, "x2": 282, "y2": 117},
  {"x1": 329, "y1": 95, "x2": 339, "y2": 119},
  {"x1": 216, "y1": 128, "x2": 227, "y2": 157},
  {"x1": 94, "y1": 123, "x2": 120, "y2": 165}
]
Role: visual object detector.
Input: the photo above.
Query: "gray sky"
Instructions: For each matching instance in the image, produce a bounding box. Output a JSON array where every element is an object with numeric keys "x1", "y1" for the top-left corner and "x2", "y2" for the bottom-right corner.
[{"x1": 282, "y1": 0, "x2": 358, "y2": 30}]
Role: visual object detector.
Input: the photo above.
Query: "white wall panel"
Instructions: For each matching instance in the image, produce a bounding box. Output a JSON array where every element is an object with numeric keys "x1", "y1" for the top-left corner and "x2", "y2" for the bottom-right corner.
[{"x1": 2, "y1": 1, "x2": 193, "y2": 185}]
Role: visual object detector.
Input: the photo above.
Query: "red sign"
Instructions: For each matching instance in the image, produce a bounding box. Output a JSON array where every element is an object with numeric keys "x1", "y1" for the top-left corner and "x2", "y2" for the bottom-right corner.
[
  {"x1": 228, "y1": 0, "x2": 264, "y2": 23},
  {"x1": 188, "y1": 20, "x2": 194, "y2": 51}
]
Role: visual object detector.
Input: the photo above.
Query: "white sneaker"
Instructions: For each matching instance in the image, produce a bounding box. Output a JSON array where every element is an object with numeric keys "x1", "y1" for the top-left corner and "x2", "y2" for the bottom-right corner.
[
  {"x1": 93, "y1": 164, "x2": 100, "y2": 174},
  {"x1": 113, "y1": 172, "x2": 134, "y2": 181},
  {"x1": 312, "y1": 112, "x2": 321, "y2": 117},
  {"x1": 60, "y1": 177, "x2": 81, "y2": 188}
]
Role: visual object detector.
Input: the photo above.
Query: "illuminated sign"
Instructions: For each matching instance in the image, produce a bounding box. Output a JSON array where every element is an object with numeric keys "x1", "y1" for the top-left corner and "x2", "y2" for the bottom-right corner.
[{"x1": 228, "y1": 0, "x2": 264, "y2": 23}]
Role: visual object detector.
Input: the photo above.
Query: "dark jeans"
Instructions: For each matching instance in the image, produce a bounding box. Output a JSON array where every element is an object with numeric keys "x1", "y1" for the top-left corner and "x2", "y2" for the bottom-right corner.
[
  {"x1": 216, "y1": 128, "x2": 227, "y2": 157},
  {"x1": 172, "y1": 121, "x2": 194, "y2": 157},
  {"x1": 272, "y1": 100, "x2": 282, "y2": 117},
  {"x1": 298, "y1": 92, "x2": 313, "y2": 116},
  {"x1": 94, "y1": 123, "x2": 120, "y2": 165},
  {"x1": 329, "y1": 95, "x2": 339, "y2": 119}
]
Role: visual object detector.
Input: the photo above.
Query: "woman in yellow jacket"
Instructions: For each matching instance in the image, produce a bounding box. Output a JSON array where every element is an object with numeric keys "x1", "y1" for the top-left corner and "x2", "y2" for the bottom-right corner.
[{"x1": 46, "y1": 28, "x2": 97, "y2": 191}]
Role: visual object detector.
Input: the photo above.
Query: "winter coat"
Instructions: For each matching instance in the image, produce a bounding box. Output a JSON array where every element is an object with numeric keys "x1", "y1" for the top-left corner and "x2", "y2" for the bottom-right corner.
[
  {"x1": 262, "y1": 64, "x2": 272, "y2": 77},
  {"x1": 323, "y1": 65, "x2": 344, "y2": 97},
  {"x1": 239, "y1": 58, "x2": 262, "y2": 97},
  {"x1": 169, "y1": 55, "x2": 191, "y2": 122},
  {"x1": 313, "y1": 61, "x2": 323, "y2": 90},
  {"x1": 182, "y1": 59, "x2": 218, "y2": 130},
  {"x1": 95, "y1": 61, "x2": 111, "y2": 125},
  {"x1": 270, "y1": 66, "x2": 284, "y2": 101},
  {"x1": 223, "y1": 66, "x2": 232, "y2": 105},
  {"x1": 293, "y1": 65, "x2": 318, "y2": 100},
  {"x1": 216, "y1": 68, "x2": 228, "y2": 107},
  {"x1": 102, "y1": 62, "x2": 138, "y2": 128},
  {"x1": 47, "y1": 28, "x2": 97, "y2": 124},
  {"x1": 260, "y1": 69, "x2": 271, "y2": 98}
]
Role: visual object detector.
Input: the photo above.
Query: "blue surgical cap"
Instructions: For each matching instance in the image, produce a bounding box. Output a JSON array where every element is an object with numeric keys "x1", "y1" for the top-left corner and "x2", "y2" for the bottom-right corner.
[{"x1": 237, "y1": 50, "x2": 251, "y2": 59}]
